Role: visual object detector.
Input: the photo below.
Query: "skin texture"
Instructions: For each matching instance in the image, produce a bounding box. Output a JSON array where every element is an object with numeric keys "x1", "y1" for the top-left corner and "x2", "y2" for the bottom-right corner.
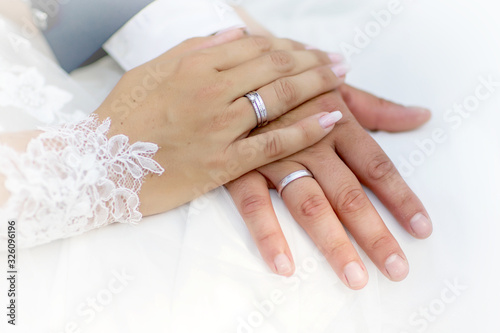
[
  {"x1": 226, "y1": 85, "x2": 433, "y2": 289},
  {"x1": 92, "y1": 31, "x2": 349, "y2": 215},
  {"x1": 0, "y1": 13, "x2": 432, "y2": 288},
  {"x1": 222, "y1": 8, "x2": 433, "y2": 289},
  {"x1": 0, "y1": 31, "x2": 346, "y2": 228},
  {"x1": 0, "y1": 32, "x2": 344, "y2": 213}
]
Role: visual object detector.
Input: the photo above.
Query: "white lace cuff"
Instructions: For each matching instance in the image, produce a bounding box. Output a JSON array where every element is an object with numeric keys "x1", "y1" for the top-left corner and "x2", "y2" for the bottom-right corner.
[{"x1": 0, "y1": 115, "x2": 164, "y2": 248}]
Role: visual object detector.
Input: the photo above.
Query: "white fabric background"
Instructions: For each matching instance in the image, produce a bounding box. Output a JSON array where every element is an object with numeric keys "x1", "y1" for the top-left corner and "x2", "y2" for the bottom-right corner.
[{"x1": 1, "y1": 0, "x2": 499, "y2": 332}]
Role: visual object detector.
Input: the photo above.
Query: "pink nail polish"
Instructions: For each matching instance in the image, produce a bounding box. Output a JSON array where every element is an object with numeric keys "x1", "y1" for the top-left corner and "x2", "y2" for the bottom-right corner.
[
  {"x1": 331, "y1": 63, "x2": 350, "y2": 77},
  {"x1": 328, "y1": 53, "x2": 345, "y2": 63},
  {"x1": 319, "y1": 111, "x2": 343, "y2": 129},
  {"x1": 274, "y1": 254, "x2": 293, "y2": 276},
  {"x1": 305, "y1": 45, "x2": 319, "y2": 50},
  {"x1": 385, "y1": 254, "x2": 409, "y2": 281},
  {"x1": 410, "y1": 213, "x2": 433, "y2": 238},
  {"x1": 344, "y1": 262, "x2": 367, "y2": 289},
  {"x1": 215, "y1": 25, "x2": 247, "y2": 36}
]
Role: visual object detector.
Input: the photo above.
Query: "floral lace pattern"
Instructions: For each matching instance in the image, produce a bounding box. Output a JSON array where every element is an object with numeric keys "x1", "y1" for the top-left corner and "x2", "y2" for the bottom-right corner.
[
  {"x1": 0, "y1": 63, "x2": 87, "y2": 125},
  {"x1": 0, "y1": 115, "x2": 164, "y2": 248}
]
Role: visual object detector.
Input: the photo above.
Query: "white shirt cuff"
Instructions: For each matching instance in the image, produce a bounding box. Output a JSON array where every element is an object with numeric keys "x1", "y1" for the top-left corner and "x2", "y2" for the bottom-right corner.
[{"x1": 103, "y1": 0, "x2": 246, "y2": 71}]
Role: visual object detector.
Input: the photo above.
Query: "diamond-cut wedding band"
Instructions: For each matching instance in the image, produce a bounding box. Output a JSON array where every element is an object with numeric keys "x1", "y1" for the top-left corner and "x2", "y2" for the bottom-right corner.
[
  {"x1": 245, "y1": 91, "x2": 268, "y2": 128},
  {"x1": 276, "y1": 170, "x2": 313, "y2": 198}
]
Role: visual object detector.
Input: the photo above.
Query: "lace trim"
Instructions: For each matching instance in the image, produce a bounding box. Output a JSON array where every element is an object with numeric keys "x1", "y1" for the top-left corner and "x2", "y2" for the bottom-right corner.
[{"x1": 0, "y1": 115, "x2": 164, "y2": 248}]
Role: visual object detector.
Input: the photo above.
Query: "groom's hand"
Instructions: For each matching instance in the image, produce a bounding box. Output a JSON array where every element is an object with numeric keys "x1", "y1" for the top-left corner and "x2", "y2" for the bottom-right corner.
[{"x1": 226, "y1": 85, "x2": 433, "y2": 289}]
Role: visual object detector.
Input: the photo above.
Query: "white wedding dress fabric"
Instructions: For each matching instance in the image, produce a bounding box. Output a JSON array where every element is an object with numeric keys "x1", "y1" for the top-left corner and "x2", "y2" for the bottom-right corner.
[{"x1": 1, "y1": 0, "x2": 499, "y2": 332}]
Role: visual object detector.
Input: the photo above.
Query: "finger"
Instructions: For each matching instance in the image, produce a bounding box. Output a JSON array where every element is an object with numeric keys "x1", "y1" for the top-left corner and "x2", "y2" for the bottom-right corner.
[
  {"x1": 228, "y1": 111, "x2": 342, "y2": 175},
  {"x1": 198, "y1": 35, "x2": 308, "y2": 72},
  {"x1": 151, "y1": 29, "x2": 247, "y2": 63},
  {"x1": 231, "y1": 65, "x2": 345, "y2": 131},
  {"x1": 271, "y1": 38, "x2": 346, "y2": 66},
  {"x1": 226, "y1": 171, "x2": 295, "y2": 276},
  {"x1": 334, "y1": 120, "x2": 433, "y2": 239},
  {"x1": 224, "y1": 49, "x2": 334, "y2": 97},
  {"x1": 259, "y1": 161, "x2": 368, "y2": 289},
  {"x1": 210, "y1": 36, "x2": 339, "y2": 71},
  {"x1": 339, "y1": 84, "x2": 431, "y2": 132},
  {"x1": 297, "y1": 150, "x2": 410, "y2": 282}
]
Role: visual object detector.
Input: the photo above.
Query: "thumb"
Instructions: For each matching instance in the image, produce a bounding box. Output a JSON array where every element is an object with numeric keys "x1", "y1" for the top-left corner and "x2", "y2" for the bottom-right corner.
[{"x1": 339, "y1": 84, "x2": 431, "y2": 132}]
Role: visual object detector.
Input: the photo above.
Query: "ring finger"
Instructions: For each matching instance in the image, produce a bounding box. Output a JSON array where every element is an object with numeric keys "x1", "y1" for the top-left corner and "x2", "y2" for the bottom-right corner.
[
  {"x1": 231, "y1": 64, "x2": 345, "y2": 132},
  {"x1": 296, "y1": 148, "x2": 410, "y2": 282},
  {"x1": 259, "y1": 161, "x2": 369, "y2": 289}
]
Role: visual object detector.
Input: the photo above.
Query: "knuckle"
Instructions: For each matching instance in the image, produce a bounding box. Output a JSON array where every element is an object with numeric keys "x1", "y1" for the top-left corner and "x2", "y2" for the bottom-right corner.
[
  {"x1": 336, "y1": 186, "x2": 369, "y2": 215},
  {"x1": 300, "y1": 144, "x2": 332, "y2": 163},
  {"x1": 253, "y1": 227, "x2": 281, "y2": 245},
  {"x1": 366, "y1": 154, "x2": 397, "y2": 181},
  {"x1": 290, "y1": 40, "x2": 306, "y2": 50},
  {"x1": 315, "y1": 67, "x2": 336, "y2": 89},
  {"x1": 273, "y1": 78, "x2": 299, "y2": 105},
  {"x1": 315, "y1": 93, "x2": 344, "y2": 114},
  {"x1": 368, "y1": 235, "x2": 394, "y2": 253},
  {"x1": 372, "y1": 97, "x2": 392, "y2": 128},
  {"x1": 263, "y1": 134, "x2": 285, "y2": 159},
  {"x1": 299, "y1": 194, "x2": 331, "y2": 218},
  {"x1": 269, "y1": 50, "x2": 295, "y2": 72},
  {"x1": 376, "y1": 96, "x2": 391, "y2": 110},
  {"x1": 393, "y1": 188, "x2": 415, "y2": 210},
  {"x1": 296, "y1": 121, "x2": 313, "y2": 144},
  {"x1": 249, "y1": 35, "x2": 272, "y2": 52},
  {"x1": 278, "y1": 37, "x2": 303, "y2": 50},
  {"x1": 240, "y1": 194, "x2": 269, "y2": 217},
  {"x1": 320, "y1": 241, "x2": 352, "y2": 261},
  {"x1": 314, "y1": 50, "x2": 333, "y2": 65}
]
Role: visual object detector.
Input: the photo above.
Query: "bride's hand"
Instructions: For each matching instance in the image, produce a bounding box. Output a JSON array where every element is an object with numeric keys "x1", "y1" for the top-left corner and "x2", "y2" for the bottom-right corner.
[{"x1": 95, "y1": 30, "x2": 346, "y2": 215}]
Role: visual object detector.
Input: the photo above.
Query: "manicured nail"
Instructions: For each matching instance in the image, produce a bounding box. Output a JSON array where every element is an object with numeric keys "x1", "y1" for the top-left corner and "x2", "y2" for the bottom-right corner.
[
  {"x1": 385, "y1": 254, "x2": 409, "y2": 281},
  {"x1": 344, "y1": 262, "x2": 367, "y2": 289},
  {"x1": 328, "y1": 53, "x2": 345, "y2": 63},
  {"x1": 274, "y1": 253, "x2": 293, "y2": 276},
  {"x1": 331, "y1": 63, "x2": 350, "y2": 77},
  {"x1": 319, "y1": 111, "x2": 343, "y2": 129},
  {"x1": 215, "y1": 25, "x2": 247, "y2": 36},
  {"x1": 305, "y1": 45, "x2": 319, "y2": 50},
  {"x1": 410, "y1": 212, "x2": 433, "y2": 238}
]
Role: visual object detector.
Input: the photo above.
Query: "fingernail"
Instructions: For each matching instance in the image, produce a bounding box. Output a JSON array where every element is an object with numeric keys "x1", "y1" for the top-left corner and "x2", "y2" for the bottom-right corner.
[
  {"x1": 344, "y1": 262, "x2": 367, "y2": 289},
  {"x1": 410, "y1": 212, "x2": 433, "y2": 238},
  {"x1": 331, "y1": 63, "x2": 350, "y2": 77},
  {"x1": 328, "y1": 53, "x2": 345, "y2": 63},
  {"x1": 305, "y1": 45, "x2": 319, "y2": 50},
  {"x1": 215, "y1": 25, "x2": 246, "y2": 36},
  {"x1": 274, "y1": 253, "x2": 293, "y2": 276},
  {"x1": 385, "y1": 254, "x2": 409, "y2": 281},
  {"x1": 319, "y1": 111, "x2": 343, "y2": 129},
  {"x1": 407, "y1": 106, "x2": 431, "y2": 114}
]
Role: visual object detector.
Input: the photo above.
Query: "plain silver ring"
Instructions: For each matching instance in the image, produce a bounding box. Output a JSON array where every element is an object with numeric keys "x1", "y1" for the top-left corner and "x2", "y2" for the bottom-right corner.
[
  {"x1": 276, "y1": 170, "x2": 313, "y2": 198},
  {"x1": 245, "y1": 91, "x2": 268, "y2": 127}
]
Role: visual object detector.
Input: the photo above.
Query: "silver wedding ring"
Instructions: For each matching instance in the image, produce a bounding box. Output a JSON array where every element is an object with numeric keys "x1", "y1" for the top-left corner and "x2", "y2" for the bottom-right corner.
[
  {"x1": 245, "y1": 91, "x2": 268, "y2": 128},
  {"x1": 276, "y1": 170, "x2": 314, "y2": 198}
]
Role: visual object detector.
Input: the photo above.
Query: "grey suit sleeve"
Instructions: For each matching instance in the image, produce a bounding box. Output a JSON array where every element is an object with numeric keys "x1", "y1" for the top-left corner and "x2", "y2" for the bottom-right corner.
[{"x1": 31, "y1": 0, "x2": 153, "y2": 72}]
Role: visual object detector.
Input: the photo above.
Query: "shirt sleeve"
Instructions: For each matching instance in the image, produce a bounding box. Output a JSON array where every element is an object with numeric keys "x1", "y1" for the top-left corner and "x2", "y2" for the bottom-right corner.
[{"x1": 103, "y1": 0, "x2": 246, "y2": 71}]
